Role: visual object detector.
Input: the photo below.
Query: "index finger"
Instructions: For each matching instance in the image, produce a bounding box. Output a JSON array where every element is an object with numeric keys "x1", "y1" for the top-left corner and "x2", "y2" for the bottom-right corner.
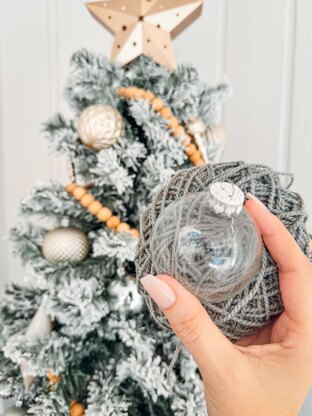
[
  {"x1": 245, "y1": 196, "x2": 312, "y2": 322},
  {"x1": 244, "y1": 197, "x2": 309, "y2": 273}
]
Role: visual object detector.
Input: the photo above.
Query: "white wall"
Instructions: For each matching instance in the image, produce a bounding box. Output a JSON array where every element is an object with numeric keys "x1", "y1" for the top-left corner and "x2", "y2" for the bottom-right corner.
[{"x1": 0, "y1": 0, "x2": 311, "y2": 413}]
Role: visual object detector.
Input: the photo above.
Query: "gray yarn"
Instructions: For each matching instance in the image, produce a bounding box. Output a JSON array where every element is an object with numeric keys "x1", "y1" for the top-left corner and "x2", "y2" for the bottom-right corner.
[{"x1": 135, "y1": 161, "x2": 312, "y2": 341}]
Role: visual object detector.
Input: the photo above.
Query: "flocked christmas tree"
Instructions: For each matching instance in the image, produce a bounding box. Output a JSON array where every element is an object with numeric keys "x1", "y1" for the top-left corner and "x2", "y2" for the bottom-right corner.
[{"x1": 0, "y1": 2, "x2": 230, "y2": 415}]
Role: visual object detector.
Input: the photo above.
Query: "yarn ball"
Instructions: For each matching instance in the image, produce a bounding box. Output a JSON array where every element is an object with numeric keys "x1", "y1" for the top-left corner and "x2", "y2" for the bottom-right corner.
[{"x1": 135, "y1": 161, "x2": 311, "y2": 341}]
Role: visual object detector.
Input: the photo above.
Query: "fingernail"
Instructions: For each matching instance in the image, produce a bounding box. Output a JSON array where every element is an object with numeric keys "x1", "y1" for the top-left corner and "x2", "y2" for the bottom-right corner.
[
  {"x1": 140, "y1": 275, "x2": 176, "y2": 309},
  {"x1": 246, "y1": 192, "x2": 269, "y2": 211}
]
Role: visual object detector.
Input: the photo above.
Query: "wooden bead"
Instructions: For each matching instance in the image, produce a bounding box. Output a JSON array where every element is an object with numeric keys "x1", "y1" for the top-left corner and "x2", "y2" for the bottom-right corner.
[
  {"x1": 123, "y1": 87, "x2": 137, "y2": 98},
  {"x1": 173, "y1": 125, "x2": 185, "y2": 138},
  {"x1": 70, "y1": 402, "x2": 85, "y2": 416},
  {"x1": 117, "y1": 87, "x2": 126, "y2": 95},
  {"x1": 167, "y1": 116, "x2": 179, "y2": 130},
  {"x1": 152, "y1": 98, "x2": 164, "y2": 111},
  {"x1": 106, "y1": 216, "x2": 121, "y2": 229},
  {"x1": 65, "y1": 183, "x2": 77, "y2": 194},
  {"x1": 97, "y1": 207, "x2": 113, "y2": 222},
  {"x1": 130, "y1": 228, "x2": 140, "y2": 238},
  {"x1": 88, "y1": 201, "x2": 103, "y2": 215},
  {"x1": 47, "y1": 371, "x2": 61, "y2": 385},
  {"x1": 160, "y1": 107, "x2": 172, "y2": 119},
  {"x1": 182, "y1": 135, "x2": 192, "y2": 146},
  {"x1": 196, "y1": 158, "x2": 206, "y2": 166},
  {"x1": 80, "y1": 194, "x2": 95, "y2": 208},
  {"x1": 190, "y1": 150, "x2": 202, "y2": 163},
  {"x1": 144, "y1": 91, "x2": 155, "y2": 100},
  {"x1": 134, "y1": 88, "x2": 145, "y2": 99},
  {"x1": 185, "y1": 143, "x2": 197, "y2": 156},
  {"x1": 117, "y1": 222, "x2": 131, "y2": 233},
  {"x1": 73, "y1": 187, "x2": 87, "y2": 200}
]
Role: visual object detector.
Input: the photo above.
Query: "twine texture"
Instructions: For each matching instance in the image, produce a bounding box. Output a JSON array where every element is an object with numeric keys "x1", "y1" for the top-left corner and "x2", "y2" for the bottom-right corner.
[{"x1": 135, "y1": 161, "x2": 312, "y2": 341}]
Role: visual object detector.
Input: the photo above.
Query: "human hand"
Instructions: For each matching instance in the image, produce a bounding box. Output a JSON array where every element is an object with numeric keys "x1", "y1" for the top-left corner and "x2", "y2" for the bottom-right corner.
[{"x1": 140, "y1": 195, "x2": 312, "y2": 416}]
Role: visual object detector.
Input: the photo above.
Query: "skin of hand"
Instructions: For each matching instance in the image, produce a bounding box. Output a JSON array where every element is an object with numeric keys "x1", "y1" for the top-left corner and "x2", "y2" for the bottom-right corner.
[{"x1": 141, "y1": 195, "x2": 312, "y2": 416}]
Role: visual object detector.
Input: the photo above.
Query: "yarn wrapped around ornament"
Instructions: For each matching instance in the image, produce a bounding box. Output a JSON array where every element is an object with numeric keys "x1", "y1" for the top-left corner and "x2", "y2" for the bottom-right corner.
[{"x1": 135, "y1": 161, "x2": 311, "y2": 341}]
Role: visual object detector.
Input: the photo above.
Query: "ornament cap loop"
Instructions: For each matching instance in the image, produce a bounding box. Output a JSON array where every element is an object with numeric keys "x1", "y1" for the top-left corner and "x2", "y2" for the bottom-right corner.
[{"x1": 208, "y1": 182, "x2": 244, "y2": 217}]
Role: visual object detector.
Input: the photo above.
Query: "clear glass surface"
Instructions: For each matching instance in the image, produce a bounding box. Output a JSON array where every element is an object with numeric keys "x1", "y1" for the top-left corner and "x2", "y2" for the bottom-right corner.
[{"x1": 151, "y1": 192, "x2": 263, "y2": 303}]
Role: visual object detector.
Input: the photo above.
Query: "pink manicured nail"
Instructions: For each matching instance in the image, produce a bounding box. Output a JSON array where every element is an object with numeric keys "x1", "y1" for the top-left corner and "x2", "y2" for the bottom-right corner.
[
  {"x1": 246, "y1": 192, "x2": 269, "y2": 211},
  {"x1": 140, "y1": 275, "x2": 176, "y2": 309}
]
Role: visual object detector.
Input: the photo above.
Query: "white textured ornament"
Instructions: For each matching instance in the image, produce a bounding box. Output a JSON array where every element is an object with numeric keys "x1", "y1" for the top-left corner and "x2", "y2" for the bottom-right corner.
[
  {"x1": 186, "y1": 118, "x2": 207, "y2": 136},
  {"x1": 208, "y1": 182, "x2": 244, "y2": 217},
  {"x1": 77, "y1": 104, "x2": 125, "y2": 151},
  {"x1": 21, "y1": 300, "x2": 52, "y2": 391},
  {"x1": 1, "y1": 406, "x2": 27, "y2": 416},
  {"x1": 42, "y1": 227, "x2": 89, "y2": 264},
  {"x1": 108, "y1": 279, "x2": 143, "y2": 312},
  {"x1": 186, "y1": 119, "x2": 227, "y2": 163}
]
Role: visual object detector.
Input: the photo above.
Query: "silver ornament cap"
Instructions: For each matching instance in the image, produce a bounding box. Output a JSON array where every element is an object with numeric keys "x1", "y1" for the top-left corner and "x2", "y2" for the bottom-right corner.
[{"x1": 208, "y1": 182, "x2": 244, "y2": 217}]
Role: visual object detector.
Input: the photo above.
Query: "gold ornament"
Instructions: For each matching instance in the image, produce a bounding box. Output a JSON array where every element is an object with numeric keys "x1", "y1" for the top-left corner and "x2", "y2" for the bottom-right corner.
[
  {"x1": 21, "y1": 300, "x2": 53, "y2": 391},
  {"x1": 77, "y1": 104, "x2": 125, "y2": 151},
  {"x1": 1, "y1": 407, "x2": 28, "y2": 416},
  {"x1": 42, "y1": 227, "x2": 89, "y2": 264},
  {"x1": 186, "y1": 119, "x2": 227, "y2": 163},
  {"x1": 86, "y1": 0, "x2": 204, "y2": 71}
]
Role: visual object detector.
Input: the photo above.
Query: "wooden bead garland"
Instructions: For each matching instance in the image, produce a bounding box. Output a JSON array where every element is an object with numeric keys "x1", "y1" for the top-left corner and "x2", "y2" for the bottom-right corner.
[
  {"x1": 117, "y1": 87, "x2": 205, "y2": 166},
  {"x1": 66, "y1": 184, "x2": 139, "y2": 238}
]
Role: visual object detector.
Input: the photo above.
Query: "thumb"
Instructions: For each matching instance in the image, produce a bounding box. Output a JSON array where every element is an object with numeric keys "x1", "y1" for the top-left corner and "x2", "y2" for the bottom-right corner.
[{"x1": 140, "y1": 274, "x2": 237, "y2": 379}]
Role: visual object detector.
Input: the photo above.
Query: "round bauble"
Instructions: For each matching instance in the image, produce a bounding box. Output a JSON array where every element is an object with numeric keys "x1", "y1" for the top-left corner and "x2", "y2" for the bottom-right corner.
[
  {"x1": 108, "y1": 279, "x2": 143, "y2": 312},
  {"x1": 150, "y1": 183, "x2": 263, "y2": 303},
  {"x1": 1, "y1": 406, "x2": 27, "y2": 416},
  {"x1": 42, "y1": 227, "x2": 89, "y2": 264},
  {"x1": 77, "y1": 104, "x2": 125, "y2": 151}
]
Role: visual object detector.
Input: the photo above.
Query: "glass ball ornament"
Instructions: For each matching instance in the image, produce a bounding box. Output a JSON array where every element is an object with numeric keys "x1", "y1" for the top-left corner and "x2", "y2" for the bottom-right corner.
[{"x1": 150, "y1": 182, "x2": 263, "y2": 303}]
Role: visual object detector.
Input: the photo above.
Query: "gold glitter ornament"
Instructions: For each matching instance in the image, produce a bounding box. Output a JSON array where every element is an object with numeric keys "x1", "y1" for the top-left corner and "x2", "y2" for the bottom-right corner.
[
  {"x1": 77, "y1": 104, "x2": 125, "y2": 151},
  {"x1": 42, "y1": 227, "x2": 89, "y2": 264}
]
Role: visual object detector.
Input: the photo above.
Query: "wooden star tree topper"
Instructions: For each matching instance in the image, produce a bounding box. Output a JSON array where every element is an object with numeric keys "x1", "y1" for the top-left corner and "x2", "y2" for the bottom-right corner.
[{"x1": 86, "y1": 0, "x2": 204, "y2": 70}]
